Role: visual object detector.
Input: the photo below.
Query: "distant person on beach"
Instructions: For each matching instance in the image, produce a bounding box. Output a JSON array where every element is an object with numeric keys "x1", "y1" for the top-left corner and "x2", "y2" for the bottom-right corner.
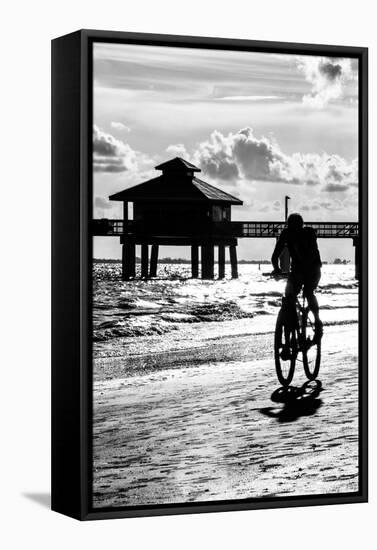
[{"x1": 271, "y1": 213, "x2": 323, "y2": 351}]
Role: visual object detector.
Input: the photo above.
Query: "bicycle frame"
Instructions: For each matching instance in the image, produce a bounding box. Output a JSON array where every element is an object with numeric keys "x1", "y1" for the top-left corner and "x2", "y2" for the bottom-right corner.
[{"x1": 272, "y1": 273, "x2": 322, "y2": 385}]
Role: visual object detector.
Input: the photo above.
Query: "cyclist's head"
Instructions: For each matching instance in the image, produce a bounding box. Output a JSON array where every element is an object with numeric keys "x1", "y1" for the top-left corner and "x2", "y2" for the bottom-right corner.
[{"x1": 287, "y1": 213, "x2": 304, "y2": 232}]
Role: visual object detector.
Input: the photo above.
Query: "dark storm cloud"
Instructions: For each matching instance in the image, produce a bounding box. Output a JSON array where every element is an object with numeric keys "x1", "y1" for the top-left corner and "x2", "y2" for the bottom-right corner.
[{"x1": 319, "y1": 61, "x2": 343, "y2": 81}]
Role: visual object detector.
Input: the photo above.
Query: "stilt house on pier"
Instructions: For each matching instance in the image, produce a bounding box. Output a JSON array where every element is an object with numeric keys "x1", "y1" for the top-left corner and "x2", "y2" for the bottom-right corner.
[{"x1": 109, "y1": 157, "x2": 243, "y2": 279}]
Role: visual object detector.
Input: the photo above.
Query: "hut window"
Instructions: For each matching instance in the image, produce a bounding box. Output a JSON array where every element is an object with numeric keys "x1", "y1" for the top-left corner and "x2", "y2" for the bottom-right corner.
[{"x1": 212, "y1": 206, "x2": 223, "y2": 221}]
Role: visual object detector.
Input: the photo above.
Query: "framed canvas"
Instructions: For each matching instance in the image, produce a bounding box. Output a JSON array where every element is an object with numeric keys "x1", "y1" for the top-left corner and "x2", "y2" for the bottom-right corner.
[{"x1": 51, "y1": 29, "x2": 368, "y2": 520}]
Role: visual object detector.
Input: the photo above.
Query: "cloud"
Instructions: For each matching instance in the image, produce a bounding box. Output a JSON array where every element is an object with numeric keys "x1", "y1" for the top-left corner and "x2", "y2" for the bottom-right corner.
[
  {"x1": 181, "y1": 127, "x2": 357, "y2": 191},
  {"x1": 94, "y1": 196, "x2": 113, "y2": 210},
  {"x1": 215, "y1": 95, "x2": 283, "y2": 101},
  {"x1": 323, "y1": 182, "x2": 350, "y2": 192},
  {"x1": 110, "y1": 121, "x2": 131, "y2": 132},
  {"x1": 93, "y1": 125, "x2": 138, "y2": 172},
  {"x1": 322, "y1": 157, "x2": 358, "y2": 191},
  {"x1": 193, "y1": 129, "x2": 240, "y2": 180},
  {"x1": 166, "y1": 143, "x2": 189, "y2": 158},
  {"x1": 300, "y1": 199, "x2": 349, "y2": 212},
  {"x1": 296, "y1": 56, "x2": 355, "y2": 108},
  {"x1": 188, "y1": 127, "x2": 295, "y2": 183}
]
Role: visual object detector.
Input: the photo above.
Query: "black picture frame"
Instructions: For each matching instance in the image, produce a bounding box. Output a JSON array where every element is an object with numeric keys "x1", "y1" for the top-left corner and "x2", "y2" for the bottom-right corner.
[{"x1": 51, "y1": 29, "x2": 368, "y2": 520}]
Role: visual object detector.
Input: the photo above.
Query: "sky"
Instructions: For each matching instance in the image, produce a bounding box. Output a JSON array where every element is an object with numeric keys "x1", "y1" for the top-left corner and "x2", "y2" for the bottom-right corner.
[{"x1": 93, "y1": 42, "x2": 359, "y2": 261}]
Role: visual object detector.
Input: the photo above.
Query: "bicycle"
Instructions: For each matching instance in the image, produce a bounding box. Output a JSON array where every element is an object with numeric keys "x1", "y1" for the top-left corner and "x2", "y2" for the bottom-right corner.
[{"x1": 269, "y1": 273, "x2": 322, "y2": 386}]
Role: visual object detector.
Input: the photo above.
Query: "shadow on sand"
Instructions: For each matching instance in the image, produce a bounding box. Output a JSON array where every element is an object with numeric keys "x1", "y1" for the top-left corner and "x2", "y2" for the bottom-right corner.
[{"x1": 259, "y1": 380, "x2": 323, "y2": 423}]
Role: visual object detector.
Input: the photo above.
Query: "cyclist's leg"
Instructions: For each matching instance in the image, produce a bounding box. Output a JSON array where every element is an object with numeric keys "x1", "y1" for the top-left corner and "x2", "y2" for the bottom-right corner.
[
  {"x1": 306, "y1": 292, "x2": 320, "y2": 323},
  {"x1": 284, "y1": 272, "x2": 301, "y2": 315},
  {"x1": 304, "y1": 268, "x2": 322, "y2": 338},
  {"x1": 280, "y1": 273, "x2": 301, "y2": 358}
]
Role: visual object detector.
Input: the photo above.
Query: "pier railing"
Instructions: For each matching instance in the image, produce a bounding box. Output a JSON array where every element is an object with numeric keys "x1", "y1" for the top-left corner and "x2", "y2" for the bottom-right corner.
[
  {"x1": 221, "y1": 221, "x2": 359, "y2": 238},
  {"x1": 92, "y1": 219, "x2": 359, "y2": 239}
]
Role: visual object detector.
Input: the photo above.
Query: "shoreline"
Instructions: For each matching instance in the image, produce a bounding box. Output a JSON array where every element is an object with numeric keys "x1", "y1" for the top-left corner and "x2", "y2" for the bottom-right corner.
[{"x1": 93, "y1": 320, "x2": 357, "y2": 382}]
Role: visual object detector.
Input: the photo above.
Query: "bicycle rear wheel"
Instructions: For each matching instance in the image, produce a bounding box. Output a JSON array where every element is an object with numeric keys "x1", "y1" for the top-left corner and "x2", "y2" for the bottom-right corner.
[
  {"x1": 302, "y1": 308, "x2": 321, "y2": 380},
  {"x1": 274, "y1": 308, "x2": 297, "y2": 386}
]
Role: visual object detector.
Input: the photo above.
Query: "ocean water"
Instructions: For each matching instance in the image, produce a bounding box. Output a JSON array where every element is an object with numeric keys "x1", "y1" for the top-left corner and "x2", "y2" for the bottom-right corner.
[{"x1": 92, "y1": 263, "x2": 358, "y2": 360}]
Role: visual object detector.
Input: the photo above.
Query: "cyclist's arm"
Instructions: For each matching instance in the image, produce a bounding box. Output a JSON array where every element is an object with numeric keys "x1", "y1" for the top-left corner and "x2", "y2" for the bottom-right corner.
[
  {"x1": 271, "y1": 232, "x2": 286, "y2": 271},
  {"x1": 306, "y1": 227, "x2": 322, "y2": 267}
]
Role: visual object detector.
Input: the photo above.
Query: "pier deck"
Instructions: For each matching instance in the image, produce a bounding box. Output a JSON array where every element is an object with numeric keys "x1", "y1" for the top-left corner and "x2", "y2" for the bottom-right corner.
[{"x1": 92, "y1": 219, "x2": 359, "y2": 239}]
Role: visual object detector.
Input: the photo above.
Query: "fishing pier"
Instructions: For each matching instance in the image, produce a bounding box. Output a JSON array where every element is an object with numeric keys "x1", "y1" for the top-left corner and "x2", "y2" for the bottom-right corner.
[{"x1": 92, "y1": 158, "x2": 360, "y2": 279}]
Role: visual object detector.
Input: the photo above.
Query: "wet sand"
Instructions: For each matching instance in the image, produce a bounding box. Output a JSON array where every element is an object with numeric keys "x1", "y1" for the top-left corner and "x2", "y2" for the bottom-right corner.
[{"x1": 92, "y1": 324, "x2": 359, "y2": 508}]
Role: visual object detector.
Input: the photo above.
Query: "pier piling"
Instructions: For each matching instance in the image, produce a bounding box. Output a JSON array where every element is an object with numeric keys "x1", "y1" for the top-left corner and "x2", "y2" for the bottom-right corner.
[
  {"x1": 150, "y1": 244, "x2": 159, "y2": 277},
  {"x1": 141, "y1": 244, "x2": 149, "y2": 278},
  {"x1": 353, "y1": 237, "x2": 360, "y2": 279},
  {"x1": 218, "y1": 244, "x2": 225, "y2": 279},
  {"x1": 230, "y1": 245, "x2": 238, "y2": 279},
  {"x1": 202, "y1": 244, "x2": 214, "y2": 279},
  {"x1": 122, "y1": 240, "x2": 136, "y2": 280},
  {"x1": 191, "y1": 245, "x2": 199, "y2": 278}
]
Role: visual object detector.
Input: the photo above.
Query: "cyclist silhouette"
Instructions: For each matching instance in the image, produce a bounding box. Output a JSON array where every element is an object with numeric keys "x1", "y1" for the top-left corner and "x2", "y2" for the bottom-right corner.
[{"x1": 271, "y1": 213, "x2": 323, "y2": 358}]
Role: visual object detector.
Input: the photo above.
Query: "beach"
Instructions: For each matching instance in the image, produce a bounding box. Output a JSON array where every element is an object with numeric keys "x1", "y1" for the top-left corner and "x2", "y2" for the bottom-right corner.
[{"x1": 92, "y1": 264, "x2": 359, "y2": 508}]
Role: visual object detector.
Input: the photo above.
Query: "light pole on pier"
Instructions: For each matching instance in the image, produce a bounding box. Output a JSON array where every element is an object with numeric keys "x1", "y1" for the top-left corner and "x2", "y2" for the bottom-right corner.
[
  {"x1": 280, "y1": 195, "x2": 291, "y2": 273},
  {"x1": 285, "y1": 196, "x2": 290, "y2": 222}
]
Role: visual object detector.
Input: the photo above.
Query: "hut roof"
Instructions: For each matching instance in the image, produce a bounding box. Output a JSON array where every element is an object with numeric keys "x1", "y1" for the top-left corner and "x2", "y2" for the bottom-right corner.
[
  {"x1": 109, "y1": 158, "x2": 243, "y2": 205},
  {"x1": 192, "y1": 177, "x2": 242, "y2": 203},
  {"x1": 154, "y1": 157, "x2": 201, "y2": 172}
]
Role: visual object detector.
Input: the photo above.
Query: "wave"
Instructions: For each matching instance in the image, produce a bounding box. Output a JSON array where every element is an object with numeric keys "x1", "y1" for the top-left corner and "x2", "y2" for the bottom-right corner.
[
  {"x1": 320, "y1": 304, "x2": 358, "y2": 310},
  {"x1": 93, "y1": 310, "x2": 357, "y2": 343},
  {"x1": 323, "y1": 319, "x2": 358, "y2": 327},
  {"x1": 92, "y1": 264, "x2": 358, "y2": 344},
  {"x1": 248, "y1": 291, "x2": 282, "y2": 297},
  {"x1": 93, "y1": 322, "x2": 173, "y2": 342},
  {"x1": 319, "y1": 282, "x2": 358, "y2": 291},
  {"x1": 190, "y1": 300, "x2": 253, "y2": 322},
  {"x1": 93, "y1": 300, "x2": 273, "y2": 342}
]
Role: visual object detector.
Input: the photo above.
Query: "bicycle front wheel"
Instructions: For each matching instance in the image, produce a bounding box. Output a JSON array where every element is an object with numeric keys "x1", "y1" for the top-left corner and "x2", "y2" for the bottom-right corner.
[
  {"x1": 302, "y1": 309, "x2": 321, "y2": 380},
  {"x1": 274, "y1": 308, "x2": 297, "y2": 386}
]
